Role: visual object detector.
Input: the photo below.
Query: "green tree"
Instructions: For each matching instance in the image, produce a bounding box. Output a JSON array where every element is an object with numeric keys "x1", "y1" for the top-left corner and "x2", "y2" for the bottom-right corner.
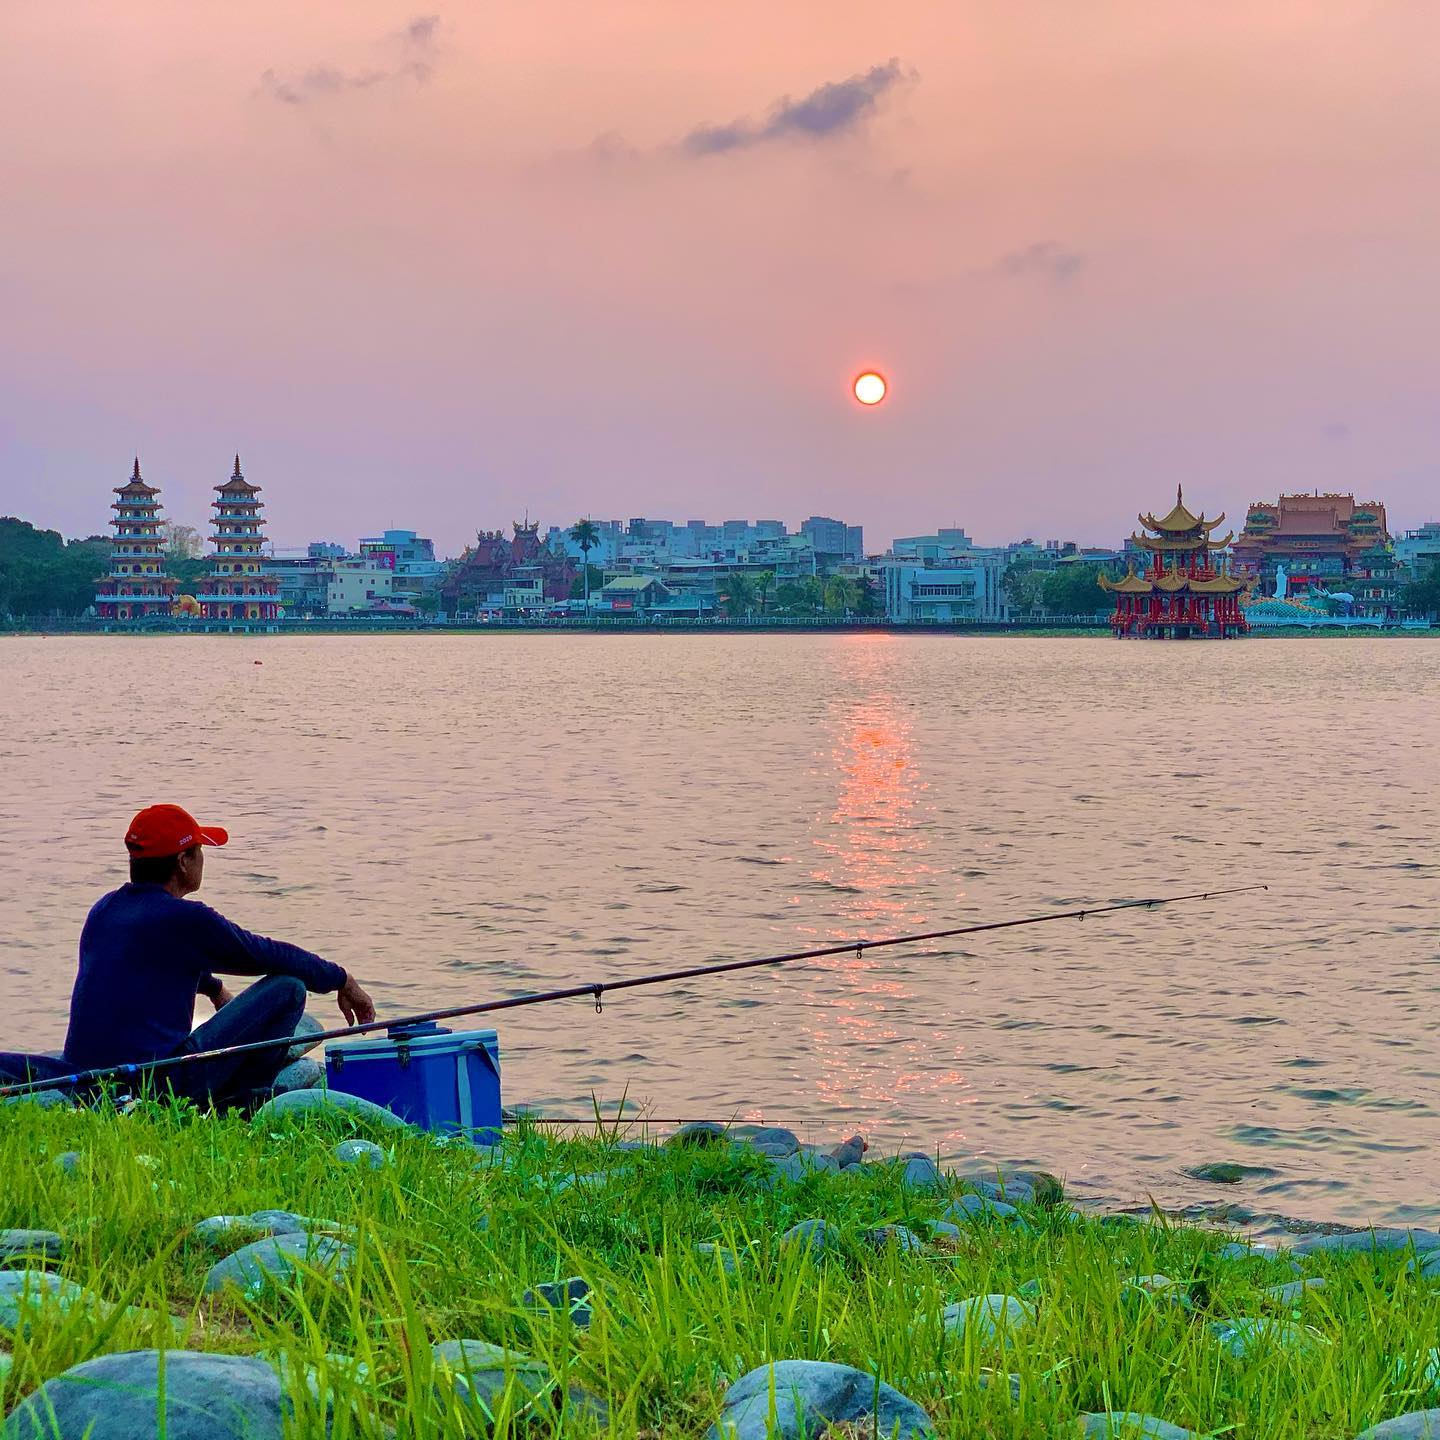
[
  {"x1": 1004, "y1": 563, "x2": 1048, "y2": 616},
  {"x1": 568, "y1": 519, "x2": 601, "y2": 608},
  {"x1": 0, "y1": 519, "x2": 111, "y2": 617},
  {"x1": 718, "y1": 571, "x2": 757, "y2": 618},
  {"x1": 1402, "y1": 563, "x2": 1440, "y2": 618},
  {"x1": 752, "y1": 570, "x2": 776, "y2": 614},
  {"x1": 823, "y1": 576, "x2": 860, "y2": 615},
  {"x1": 776, "y1": 576, "x2": 824, "y2": 614},
  {"x1": 568, "y1": 564, "x2": 604, "y2": 600},
  {"x1": 1040, "y1": 563, "x2": 1107, "y2": 617}
]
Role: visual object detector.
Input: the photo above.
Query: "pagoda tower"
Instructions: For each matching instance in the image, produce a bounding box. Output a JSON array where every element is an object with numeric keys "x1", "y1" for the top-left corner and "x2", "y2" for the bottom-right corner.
[
  {"x1": 1099, "y1": 486, "x2": 1251, "y2": 638},
  {"x1": 95, "y1": 459, "x2": 179, "y2": 621},
  {"x1": 198, "y1": 455, "x2": 281, "y2": 621}
]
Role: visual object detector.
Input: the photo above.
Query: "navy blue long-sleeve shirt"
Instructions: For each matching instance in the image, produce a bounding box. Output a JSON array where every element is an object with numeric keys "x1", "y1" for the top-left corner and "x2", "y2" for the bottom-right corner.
[{"x1": 63, "y1": 883, "x2": 347, "y2": 1069}]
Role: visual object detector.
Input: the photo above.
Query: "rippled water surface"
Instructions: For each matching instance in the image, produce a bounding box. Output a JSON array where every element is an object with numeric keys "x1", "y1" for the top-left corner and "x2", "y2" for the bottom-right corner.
[{"x1": 2, "y1": 634, "x2": 1437, "y2": 1225}]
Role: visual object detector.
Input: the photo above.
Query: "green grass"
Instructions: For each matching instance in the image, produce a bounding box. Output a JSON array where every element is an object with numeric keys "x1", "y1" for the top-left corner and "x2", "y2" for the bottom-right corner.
[{"x1": 1, "y1": 1100, "x2": 1437, "y2": 1437}]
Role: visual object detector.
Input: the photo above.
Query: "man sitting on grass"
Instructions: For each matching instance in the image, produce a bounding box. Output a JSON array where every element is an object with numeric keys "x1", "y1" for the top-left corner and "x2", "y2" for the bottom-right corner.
[{"x1": 60, "y1": 803, "x2": 375, "y2": 1109}]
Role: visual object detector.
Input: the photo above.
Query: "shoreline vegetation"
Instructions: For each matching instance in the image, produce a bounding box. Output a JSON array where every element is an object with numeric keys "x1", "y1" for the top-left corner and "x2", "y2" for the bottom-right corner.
[{"x1": 3, "y1": 1101, "x2": 1440, "y2": 1437}]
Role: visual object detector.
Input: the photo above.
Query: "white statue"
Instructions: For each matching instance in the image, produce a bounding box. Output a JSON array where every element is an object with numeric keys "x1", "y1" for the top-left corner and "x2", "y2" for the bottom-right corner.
[{"x1": 1273, "y1": 563, "x2": 1288, "y2": 600}]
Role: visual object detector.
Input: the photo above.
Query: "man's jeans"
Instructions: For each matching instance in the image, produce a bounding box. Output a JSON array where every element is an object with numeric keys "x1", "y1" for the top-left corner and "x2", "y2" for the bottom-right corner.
[{"x1": 168, "y1": 975, "x2": 307, "y2": 1107}]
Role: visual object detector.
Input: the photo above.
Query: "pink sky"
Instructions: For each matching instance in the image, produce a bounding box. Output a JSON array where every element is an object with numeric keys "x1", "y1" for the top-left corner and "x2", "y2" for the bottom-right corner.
[{"x1": 3, "y1": 0, "x2": 1438, "y2": 552}]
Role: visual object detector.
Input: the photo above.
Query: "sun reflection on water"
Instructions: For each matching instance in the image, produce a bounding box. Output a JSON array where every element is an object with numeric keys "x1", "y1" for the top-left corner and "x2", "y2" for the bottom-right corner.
[{"x1": 790, "y1": 641, "x2": 972, "y2": 1137}]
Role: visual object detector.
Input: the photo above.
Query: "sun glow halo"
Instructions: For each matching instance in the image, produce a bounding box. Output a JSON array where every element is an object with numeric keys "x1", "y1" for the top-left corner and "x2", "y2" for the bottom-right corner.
[{"x1": 853, "y1": 371, "x2": 887, "y2": 406}]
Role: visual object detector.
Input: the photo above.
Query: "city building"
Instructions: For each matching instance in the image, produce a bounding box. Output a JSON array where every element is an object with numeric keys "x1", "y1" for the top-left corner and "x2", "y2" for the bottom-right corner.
[
  {"x1": 443, "y1": 522, "x2": 578, "y2": 614},
  {"x1": 880, "y1": 553, "x2": 1009, "y2": 623},
  {"x1": 800, "y1": 515, "x2": 863, "y2": 562},
  {"x1": 194, "y1": 456, "x2": 281, "y2": 621},
  {"x1": 358, "y1": 530, "x2": 446, "y2": 593},
  {"x1": 326, "y1": 560, "x2": 397, "y2": 613},
  {"x1": 96, "y1": 459, "x2": 178, "y2": 621},
  {"x1": 1099, "y1": 487, "x2": 1248, "y2": 638},
  {"x1": 261, "y1": 554, "x2": 333, "y2": 615},
  {"x1": 1396, "y1": 522, "x2": 1440, "y2": 579},
  {"x1": 1231, "y1": 493, "x2": 1398, "y2": 616},
  {"x1": 893, "y1": 528, "x2": 977, "y2": 562}
]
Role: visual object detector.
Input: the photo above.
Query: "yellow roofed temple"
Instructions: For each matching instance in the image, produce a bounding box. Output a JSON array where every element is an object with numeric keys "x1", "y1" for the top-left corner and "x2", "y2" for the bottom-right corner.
[{"x1": 1099, "y1": 486, "x2": 1252, "y2": 638}]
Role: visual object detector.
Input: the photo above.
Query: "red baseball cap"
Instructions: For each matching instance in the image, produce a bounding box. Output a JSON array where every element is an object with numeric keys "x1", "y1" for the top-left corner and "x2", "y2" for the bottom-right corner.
[{"x1": 124, "y1": 804, "x2": 229, "y2": 859}]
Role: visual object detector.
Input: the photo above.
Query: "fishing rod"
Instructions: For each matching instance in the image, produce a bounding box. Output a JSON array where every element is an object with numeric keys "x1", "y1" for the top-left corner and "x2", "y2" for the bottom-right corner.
[{"x1": 0, "y1": 884, "x2": 1267, "y2": 1100}]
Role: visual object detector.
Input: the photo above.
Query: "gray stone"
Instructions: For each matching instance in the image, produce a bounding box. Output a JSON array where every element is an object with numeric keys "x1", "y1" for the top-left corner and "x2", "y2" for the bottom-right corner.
[
  {"x1": 864, "y1": 1225, "x2": 924, "y2": 1254},
  {"x1": 2, "y1": 1350, "x2": 287, "y2": 1439},
  {"x1": 1210, "y1": 1316, "x2": 1325, "y2": 1358},
  {"x1": 551, "y1": 1170, "x2": 614, "y2": 1194},
  {"x1": 52, "y1": 1152, "x2": 81, "y2": 1177},
  {"x1": 1293, "y1": 1228, "x2": 1440, "y2": 1257},
  {"x1": 945, "y1": 1193, "x2": 1021, "y2": 1224},
  {"x1": 779, "y1": 1219, "x2": 841, "y2": 1256},
  {"x1": 978, "y1": 1372, "x2": 1023, "y2": 1402},
  {"x1": 1, "y1": 1088, "x2": 72, "y2": 1110},
  {"x1": 768, "y1": 1152, "x2": 839, "y2": 1184},
  {"x1": 271, "y1": 1057, "x2": 326, "y2": 1093},
  {"x1": 666, "y1": 1121, "x2": 727, "y2": 1148},
  {"x1": 522, "y1": 1277, "x2": 592, "y2": 1327},
  {"x1": 898, "y1": 1156, "x2": 944, "y2": 1190},
  {"x1": 1184, "y1": 1162, "x2": 1277, "y2": 1185},
  {"x1": 1121, "y1": 1274, "x2": 1193, "y2": 1314},
  {"x1": 194, "y1": 1212, "x2": 327, "y2": 1248},
  {"x1": 288, "y1": 1013, "x2": 326, "y2": 1061},
  {"x1": 743, "y1": 1126, "x2": 801, "y2": 1155},
  {"x1": 251, "y1": 1087, "x2": 408, "y2": 1129},
  {"x1": 0, "y1": 1231, "x2": 62, "y2": 1265},
  {"x1": 926, "y1": 1221, "x2": 962, "y2": 1241},
  {"x1": 1389, "y1": 1350, "x2": 1440, "y2": 1392},
  {"x1": 1264, "y1": 1277, "x2": 1327, "y2": 1304},
  {"x1": 563, "y1": 1385, "x2": 610, "y2": 1427},
  {"x1": 0, "y1": 1271, "x2": 90, "y2": 1334},
  {"x1": 965, "y1": 1169, "x2": 1065, "y2": 1206},
  {"x1": 1407, "y1": 1251, "x2": 1440, "y2": 1280},
  {"x1": 335, "y1": 1138, "x2": 386, "y2": 1170},
  {"x1": 828, "y1": 1135, "x2": 867, "y2": 1167},
  {"x1": 1356, "y1": 1414, "x2": 1440, "y2": 1439},
  {"x1": 696, "y1": 1242, "x2": 743, "y2": 1275},
  {"x1": 1077, "y1": 1412, "x2": 1198, "y2": 1438},
  {"x1": 708, "y1": 1359, "x2": 933, "y2": 1440},
  {"x1": 203, "y1": 1233, "x2": 355, "y2": 1297},
  {"x1": 432, "y1": 1338, "x2": 553, "y2": 1423},
  {"x1": 941, "y1": 1294, "x2": 1036, "y2": 1347}
]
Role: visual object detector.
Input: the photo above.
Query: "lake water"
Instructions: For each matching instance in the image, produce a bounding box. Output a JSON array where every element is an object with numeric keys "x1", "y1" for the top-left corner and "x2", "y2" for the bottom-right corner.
[{"x1": 1, "y1": 633, "x2": 1437, "y2": 1229}]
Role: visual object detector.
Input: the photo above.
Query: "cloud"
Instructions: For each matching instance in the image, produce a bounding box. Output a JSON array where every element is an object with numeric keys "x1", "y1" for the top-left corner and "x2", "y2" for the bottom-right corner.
[
  {"x1": 260, "y1": 14, "x2": 441, "y2": 106},
  {"x1": 1322, "y1": 421, "x2": 1351, "y2": 441},
  {"x1": 679, "y1": 59, "x2": 912, "y2": 157},
  {"x1": 995, "y1": 242, "x2": 1085, "y2": 284}
]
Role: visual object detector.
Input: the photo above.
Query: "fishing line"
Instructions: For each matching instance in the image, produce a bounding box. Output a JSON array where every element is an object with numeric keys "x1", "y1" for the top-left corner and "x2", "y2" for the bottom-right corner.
[{"x1": 0, "y1": 884, "x2": 1267, "y2": 1099}]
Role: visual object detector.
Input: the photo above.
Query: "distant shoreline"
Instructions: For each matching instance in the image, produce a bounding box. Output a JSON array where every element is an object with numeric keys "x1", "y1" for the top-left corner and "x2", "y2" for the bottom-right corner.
[{"x1": 2, "y1": 621, "x2": 1433, "y2": 639}]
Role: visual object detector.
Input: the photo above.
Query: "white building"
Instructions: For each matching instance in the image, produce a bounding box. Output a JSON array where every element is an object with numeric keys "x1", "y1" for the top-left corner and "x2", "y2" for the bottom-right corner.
[
  {"x1": 326, "y1": 561, "x2": 395, "y2": 613},
  {"x1": 881, "y1": 556, "x2": 1010, "y2": 623}
]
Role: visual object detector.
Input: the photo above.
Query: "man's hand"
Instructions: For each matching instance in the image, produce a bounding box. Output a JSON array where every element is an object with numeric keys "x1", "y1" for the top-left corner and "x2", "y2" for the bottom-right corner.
[
  {"x1": 211, "y1": 983, "x2": 236, "y2": 1011},
  {"x1": 337, "y1": 972, "x2": 376, "y2": 1026}
]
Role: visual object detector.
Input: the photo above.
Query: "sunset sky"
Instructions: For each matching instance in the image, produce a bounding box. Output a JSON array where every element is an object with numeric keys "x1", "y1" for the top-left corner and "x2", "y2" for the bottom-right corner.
[{"x1": 3, "y1": 1, "x2": 1438, "y2": 552}]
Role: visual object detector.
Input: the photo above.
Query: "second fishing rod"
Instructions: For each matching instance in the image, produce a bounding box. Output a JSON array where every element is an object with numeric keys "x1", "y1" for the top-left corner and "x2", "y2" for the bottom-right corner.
[{"x1": 0, "y1": 884, "x2": 1267, "y2": 1099}]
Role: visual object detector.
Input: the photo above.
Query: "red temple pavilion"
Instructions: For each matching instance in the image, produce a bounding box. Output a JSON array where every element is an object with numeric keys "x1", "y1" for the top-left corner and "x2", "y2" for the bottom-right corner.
[
  {"x1": 95, "y1": 459, "x2": 178, "y2": 621},
  {"x1": 1100, "y1": 486, "x2": 1250, "y2": 638},
  {"x1": 197, "y1": 456, "x2": 281, "y2": 621}
]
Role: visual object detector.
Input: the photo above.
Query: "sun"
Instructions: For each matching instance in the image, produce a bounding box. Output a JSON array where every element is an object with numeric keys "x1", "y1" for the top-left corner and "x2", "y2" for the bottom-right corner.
[{"x1": 853, "y1": 371, "x2": 887, "y2": 406}]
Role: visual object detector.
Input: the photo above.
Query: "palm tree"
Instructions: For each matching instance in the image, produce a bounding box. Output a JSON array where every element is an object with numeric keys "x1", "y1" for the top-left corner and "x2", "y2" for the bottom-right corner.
[
  {"x1": 719, "y1": 571, "x2": 757, "y2": 618},
  {"x1": 824, "y1": 576, "x2": 860, "y2": 615},
  {"x1": 753, "y1": 570, "x2": 776, "y2": 615},
  {"x1": 568, "y1": 518, "x2": 600, "y2": 609}
]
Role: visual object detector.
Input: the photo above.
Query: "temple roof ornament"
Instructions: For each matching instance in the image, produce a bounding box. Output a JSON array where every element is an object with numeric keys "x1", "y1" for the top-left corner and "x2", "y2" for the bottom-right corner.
[{"x1": 1138, "y1": 484, "x2": 1227, "y2": 535}]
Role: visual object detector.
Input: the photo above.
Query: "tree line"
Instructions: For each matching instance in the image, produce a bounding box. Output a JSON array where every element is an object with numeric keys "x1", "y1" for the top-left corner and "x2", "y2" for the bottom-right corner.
[{"x1": 0, "y1": 517, "x2": 209, "y2": 617}]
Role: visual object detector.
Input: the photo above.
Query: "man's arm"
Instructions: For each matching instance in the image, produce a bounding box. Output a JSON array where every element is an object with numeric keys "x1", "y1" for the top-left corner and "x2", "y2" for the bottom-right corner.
[
  {"x1": 188, "y1": 904, "x2": 374, "y2": 1023},
  {"x1": 189, "y1": 904, "x2": 346, "y2": 990}
]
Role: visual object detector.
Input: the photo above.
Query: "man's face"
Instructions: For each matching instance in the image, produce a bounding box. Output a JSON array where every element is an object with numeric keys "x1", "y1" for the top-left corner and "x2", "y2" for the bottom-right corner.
[{"x1": 175, "y1": 845, "x2": 204, "y2": 895}]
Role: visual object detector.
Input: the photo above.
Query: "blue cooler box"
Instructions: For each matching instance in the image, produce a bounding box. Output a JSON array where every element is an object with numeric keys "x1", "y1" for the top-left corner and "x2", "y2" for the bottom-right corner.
[{"x1": 324, "y1": 1022, "x2": 502, "y2": 1144}]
